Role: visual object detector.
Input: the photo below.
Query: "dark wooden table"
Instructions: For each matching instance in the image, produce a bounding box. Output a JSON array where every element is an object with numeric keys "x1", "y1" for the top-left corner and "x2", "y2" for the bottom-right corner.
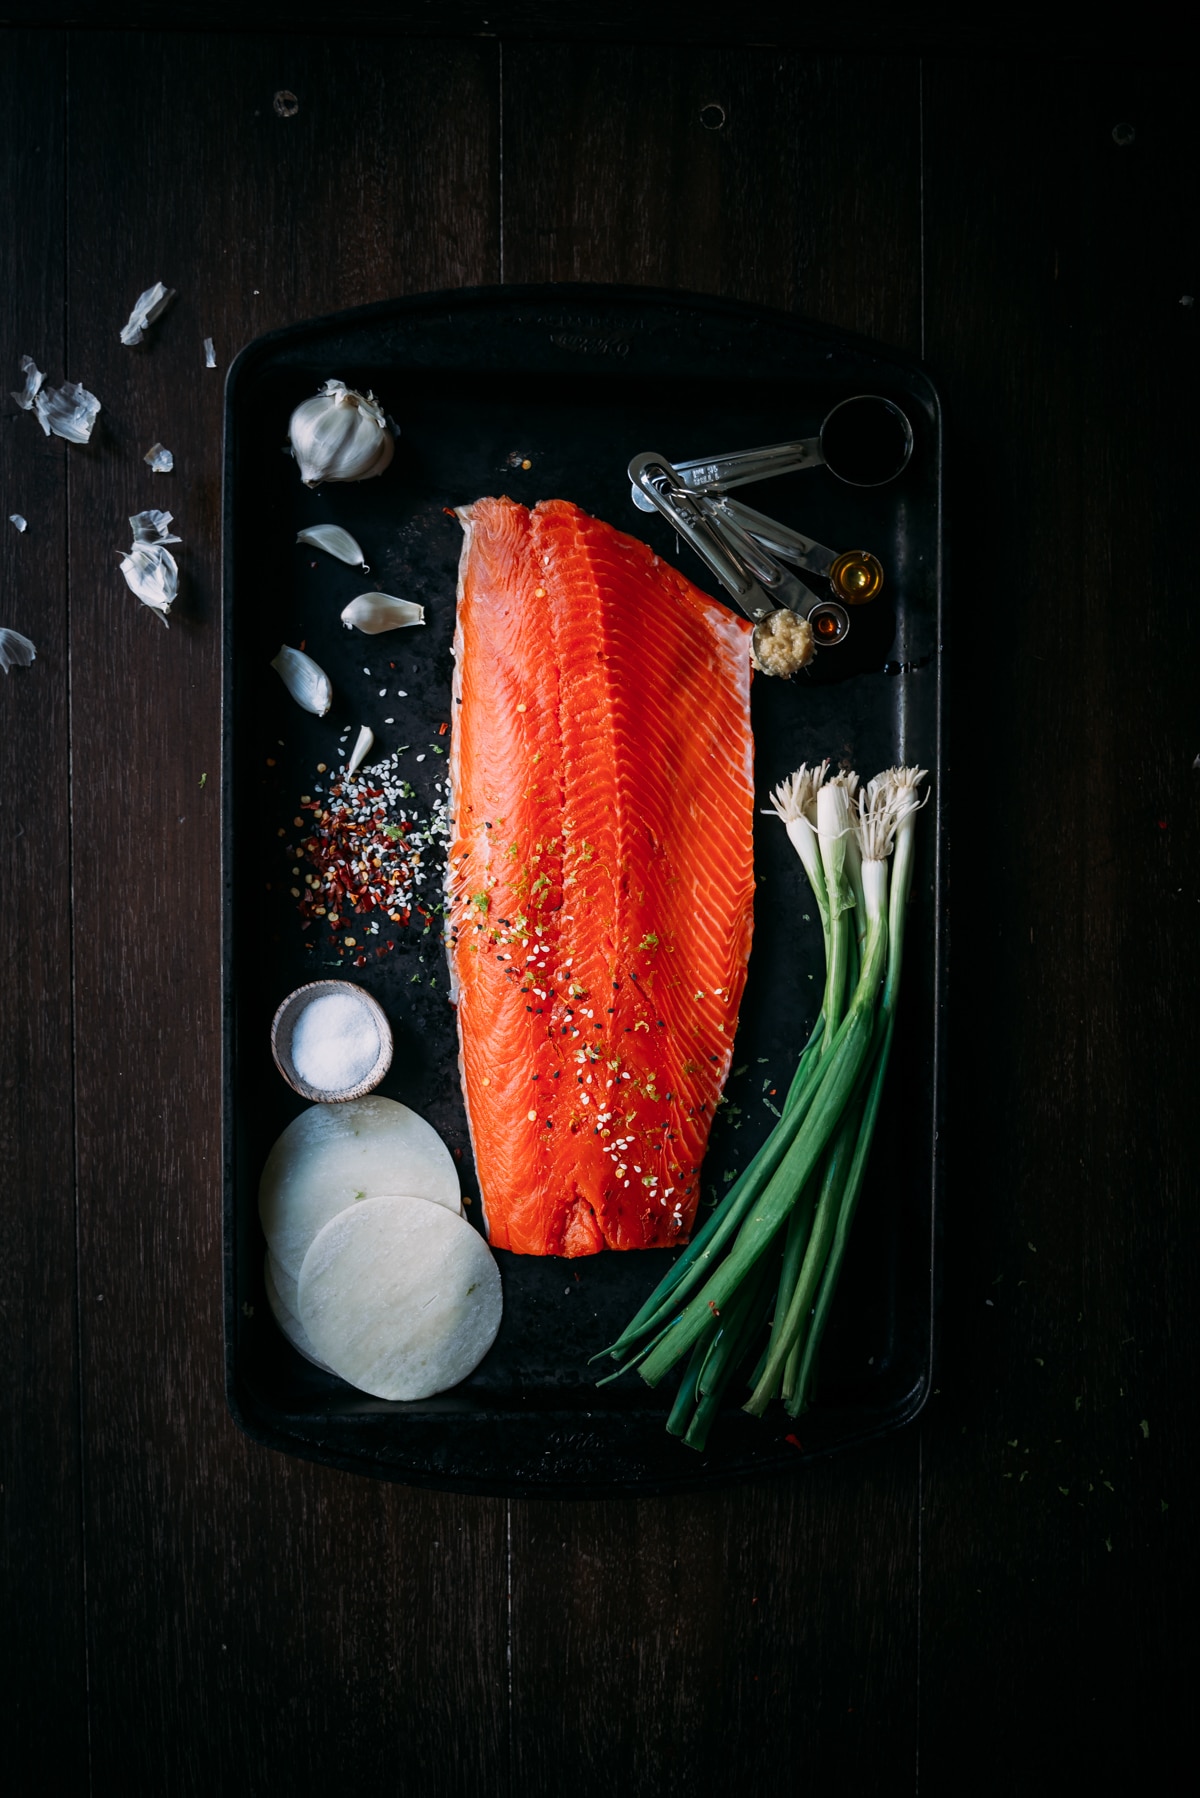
[{"x1": 3, "y1": 12, "x2": 1196, "y2": 1792}]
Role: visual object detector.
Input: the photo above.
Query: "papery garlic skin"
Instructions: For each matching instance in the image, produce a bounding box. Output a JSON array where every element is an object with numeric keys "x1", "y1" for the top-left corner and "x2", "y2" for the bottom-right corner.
[
  {"x1": 33, "y1": 380, "x2": 101, "y2": 444},
  {"x1": 296, "y1": 523, "x2": 367, "y2": 567},
  {"x1": 119, "y1": 545, "x2": 178, "y2": 625},
  {"x1": 120, "y1": 282, "x2": 176, "y2": 347},
  {"x1": 0, "y1": 627, "x2": 37, "y2": 673},
  {"x1": 11, "y1": 355, "x2": 44, "y2": 411},
  {"x1": 118, "y1": 511, "x2": 182, "y2": 624},
  {"x1": 347, "y1": 725, "x2": 374, "y2": 777},
  {"x1": 9, "y1": 515, "x2": 27, "y2": 532},
  {"x1": 272, "y1": 645, "x2": 332, "y2": 716},
  {"x1": 129, "y1": 509, "x2": 181, "y2": 545},
  {"x1": 288, "y1": 380, "x2": 395, "y2": 486},
  {"x1": 144, "y1": 443, "x2": 174, "y2": 473},
  {"x1": 341, "y1": 593, "x2": 425, "y2": 634}
]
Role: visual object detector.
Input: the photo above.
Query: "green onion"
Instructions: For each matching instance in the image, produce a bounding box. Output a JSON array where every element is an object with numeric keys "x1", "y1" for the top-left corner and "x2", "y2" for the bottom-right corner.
[{"x1": 598, "y1": 759, "x2": 927, "y2": 1450}]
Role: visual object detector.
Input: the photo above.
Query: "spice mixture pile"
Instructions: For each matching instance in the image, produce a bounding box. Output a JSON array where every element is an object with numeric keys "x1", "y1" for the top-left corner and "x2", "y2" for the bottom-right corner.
[{"x1": 281, "y1": 747, "x2": 450, "y2": 968}]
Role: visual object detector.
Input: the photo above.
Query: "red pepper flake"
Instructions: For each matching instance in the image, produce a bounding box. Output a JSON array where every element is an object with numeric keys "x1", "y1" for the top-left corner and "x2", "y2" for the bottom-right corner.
[
  {"x1": 707, "y1": 1300, "x2": 721, "y2": 1318},
  {"x1": 438, "y1": 721, "x2": 448, "y2": 735},
  {"x1": 784, "y1": 1433, "x2": 804, "y2": 1450}
]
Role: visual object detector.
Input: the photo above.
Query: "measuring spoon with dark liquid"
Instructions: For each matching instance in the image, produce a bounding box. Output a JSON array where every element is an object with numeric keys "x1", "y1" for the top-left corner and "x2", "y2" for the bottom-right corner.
[{"x1": 630, "y1": 394, "x2": 914, "y2": 511}]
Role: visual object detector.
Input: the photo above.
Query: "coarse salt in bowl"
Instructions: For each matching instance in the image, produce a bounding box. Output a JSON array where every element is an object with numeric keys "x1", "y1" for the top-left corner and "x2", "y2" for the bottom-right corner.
[{"x1": 270, "y1": 980, "x2": 393, "y2": 1102}]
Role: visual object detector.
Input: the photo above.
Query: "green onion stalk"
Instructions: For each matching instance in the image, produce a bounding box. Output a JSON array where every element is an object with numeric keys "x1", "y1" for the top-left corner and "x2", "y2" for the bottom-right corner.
[{"x1": 597, "y1": 760, "x2": 927, "y2": 1450}]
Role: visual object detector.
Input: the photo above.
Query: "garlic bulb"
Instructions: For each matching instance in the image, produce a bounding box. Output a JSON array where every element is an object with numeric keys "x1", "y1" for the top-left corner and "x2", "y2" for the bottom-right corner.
[
  {"x1": 288, "y1": 380, "x2": 394, "y2": 486},
  {"x1": 296, "y1": 524, "x2": 367, "y2": 568},
  {"x1": 346, "y1": 725, "x2": 374, "y2": 777},
  {"x1": 272, "y1": 645, "x2": 332, "y2": 716},
  {"x1": 341, "y1": 592, "x2": 425, "y2": 634}
]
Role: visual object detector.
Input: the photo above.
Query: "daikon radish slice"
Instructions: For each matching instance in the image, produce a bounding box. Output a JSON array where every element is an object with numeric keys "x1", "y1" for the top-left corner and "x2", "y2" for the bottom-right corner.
[
  {"x1": 297, "y1": 1196, "x2": 502, "y2": 1400},
  {"x1": 264, "y1": 1251, "x2": 334, "y2": 1373},
  {"x1": 259, "y1": 1096, "x2": 460, "y2": 1281}
]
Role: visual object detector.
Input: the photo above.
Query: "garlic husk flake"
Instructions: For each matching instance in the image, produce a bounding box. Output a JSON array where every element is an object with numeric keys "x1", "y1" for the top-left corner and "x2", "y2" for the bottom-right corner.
[
  {"x1": 289, "y1": 380, "x2": 394, "y2": 486},
  {"x1": 0, "y1": 627, "x2": 37, "y2": 673},
  {"x1": 33, "y1": 379, "x2": 101, "y2": 443},
  {"x1": 119, "y1": 544, "x2": 178, "y2": 624},
  {"x1": 11, "y1": 355, "x2": 44, "y2": 411},
  {"x1": 204, "y1": 337, "x2": 217, "y2": 368},
  {"x1": 120, "y1": 281, "x2": 176, "y2": 347},
  {"x1": 272, "y1": 645, "x2": 332, "y2": 716},
  {"x1": 296, "y1": 523, "x2": 367, "y2": 567},
  {"x1": 144, "y1": 442, "x2": 174, "y2": 473},
  {"x1": 118, "y1": 511, "x2": 182, "y2": 624},
  {"x1": 9, "y1": 514, "x2": 27, "y2": 532},
  {"x1": 341, "y1": 592, "x2": 425, "y2": 634},
  {"x1": 346, "y1": 725, "x2": 375, "y2": 778},
  {"x1": 130, "y1": 509, "x2": 181, "y2": 545}
]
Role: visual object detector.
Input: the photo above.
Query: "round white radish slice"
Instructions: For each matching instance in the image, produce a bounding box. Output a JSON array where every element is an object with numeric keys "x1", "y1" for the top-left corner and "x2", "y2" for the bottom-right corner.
[
  {"x1": 259, "y1": 1096, "x2": 460, "y2": 1281},
  {"x1": 297, "y1": 1196, "x2": 502, "y2": 1401},
  {"x1": 264, "y1": 1251, "x2": 335, "y2": 1373}
]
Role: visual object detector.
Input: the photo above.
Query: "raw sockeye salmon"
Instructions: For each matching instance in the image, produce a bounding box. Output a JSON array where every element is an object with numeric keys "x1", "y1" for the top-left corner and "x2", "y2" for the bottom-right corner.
[{"x1": 447, "y1": 497, "x2": 755, "y2": 1257}]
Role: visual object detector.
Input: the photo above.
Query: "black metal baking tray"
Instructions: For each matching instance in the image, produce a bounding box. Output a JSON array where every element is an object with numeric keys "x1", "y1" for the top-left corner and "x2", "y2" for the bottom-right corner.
[{"x1": 222, "y1": 285, "x2": 944, "y2": 1495}]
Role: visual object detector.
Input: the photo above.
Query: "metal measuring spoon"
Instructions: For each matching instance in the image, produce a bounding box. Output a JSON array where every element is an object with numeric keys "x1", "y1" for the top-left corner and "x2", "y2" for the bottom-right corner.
[
  {"x1": 627, "y1": 452, "x2": 850, "y2": 674},
  {"x1": 630, "y1": 393, "x2": 913, "y2": 510},
  {"x1": 702, "y1": 496, "x2": 883, "y2": 607}
]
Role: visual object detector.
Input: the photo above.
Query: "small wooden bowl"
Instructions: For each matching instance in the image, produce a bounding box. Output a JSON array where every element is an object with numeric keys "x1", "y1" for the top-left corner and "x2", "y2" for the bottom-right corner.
[{"x1": 270, "y1": 980, "x2": 393, "y2": 1103}]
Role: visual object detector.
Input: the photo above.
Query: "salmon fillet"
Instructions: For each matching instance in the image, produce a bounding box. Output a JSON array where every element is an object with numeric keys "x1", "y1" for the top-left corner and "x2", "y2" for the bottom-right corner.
[{"x1": 447, "y1": 497, "x2": 755, "y2": 1257}]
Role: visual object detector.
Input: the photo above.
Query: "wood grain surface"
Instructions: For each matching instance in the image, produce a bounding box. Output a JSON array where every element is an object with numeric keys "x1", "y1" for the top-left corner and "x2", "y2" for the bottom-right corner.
[
  {"x1": 0, "y1": 29, "x2": 87, "y2": 1785},
  {"x1": 1, "y1": 21, "x2": 1194, "y2": 1796}
]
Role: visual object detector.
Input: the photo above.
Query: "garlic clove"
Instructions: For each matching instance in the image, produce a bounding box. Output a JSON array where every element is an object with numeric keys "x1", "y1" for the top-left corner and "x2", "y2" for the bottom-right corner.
[
  {"x1": 288, "y1": 380, "x2": 395, "y2": 486},
  {"x1": 272, "y1": 645, "x2": 332, "y2": 716},
  {"x1": 0, "y1": 627, "x2": 37, "y2": 673},
  {"x1": 296, "y1": 523, "x2": 367, "y2": 567},
  {"x1": 346, "y1": 725, "x2": 374, "y2": 777},
  {"x1": 340, "y1": 592, "x2": 425, "y2": 634}
]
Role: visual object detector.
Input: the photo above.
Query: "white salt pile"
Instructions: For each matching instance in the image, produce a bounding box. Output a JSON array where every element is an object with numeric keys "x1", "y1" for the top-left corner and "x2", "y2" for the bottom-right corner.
[{"x1": 290, "y1": 989, "x2": 380, "y2": 1092}]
